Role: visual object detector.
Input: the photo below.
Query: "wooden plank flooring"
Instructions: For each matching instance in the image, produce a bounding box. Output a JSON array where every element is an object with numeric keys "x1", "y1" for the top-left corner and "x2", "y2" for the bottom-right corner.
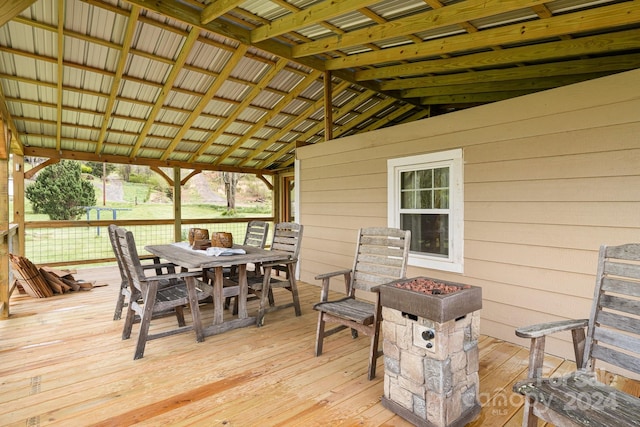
[{"x1": 0, "y1": 266, "x2": 637, "y2": 426}]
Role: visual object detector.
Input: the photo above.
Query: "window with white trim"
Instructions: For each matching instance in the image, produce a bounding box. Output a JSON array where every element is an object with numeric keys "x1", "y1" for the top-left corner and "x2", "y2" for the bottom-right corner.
[{"x1": 388, "y1": 149, "x2": 463, "y2": 273}]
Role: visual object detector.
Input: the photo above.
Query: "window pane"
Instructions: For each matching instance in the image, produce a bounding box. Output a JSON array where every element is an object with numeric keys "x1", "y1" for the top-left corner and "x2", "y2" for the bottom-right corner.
[
  {"x1": 401, "y1": 191, "x2": 414, "y2": 209},
  {"x1": 401, "y1": 171, "x2": 414, "y2": 190},
  {"x1": 434, "y1": 189, "x2": 448, "y2": 209},
  {"x1": 434, "y1": 167, "x2": 449, "y2": 187},
  {"x1": 418, "y1": 190, "x2": 432, "y2": 209},
  {"x1": 417, "y1": 169, "x2": 432, "y2": 189},
  {"x1": 401, "y1": 213, "x2": 449, "y2": 257}
]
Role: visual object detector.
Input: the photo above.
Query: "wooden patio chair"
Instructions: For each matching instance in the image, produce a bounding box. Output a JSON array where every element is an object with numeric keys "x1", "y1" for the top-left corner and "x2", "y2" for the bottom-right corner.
[
  {"x1": 229, "y1": 222, "x2": 303, "y2": 326},
  {"x1": 116, "y1": 227, "x2": 212, "y2": 359},
  {"x1": 313, "y1": 227, "x2": 411, "y2": 380},
  {"x1": 513, "y1": 243, "x2": 640, "y2": 427},
  {"x1": 109, "y1": 224, "x2": 179, "y2": 321},
  {"x1": 221, "y1": 220, "x2": 270, "y2": 311}
]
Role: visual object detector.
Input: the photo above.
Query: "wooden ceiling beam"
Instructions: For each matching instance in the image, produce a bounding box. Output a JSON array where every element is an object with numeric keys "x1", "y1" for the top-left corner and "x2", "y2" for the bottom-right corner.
[
  {"x1": 201, "y1": 0, "x2": 245, "y2": 24},
  {"x1": 185, "y1": 55, "x2": 285, "y2": 162},
  {"x1": 212, "y1": 70, "x2": 323, "y2": 166},
  {"x1": 0, "y1": 86, "x2": 22, "y2": 156},
  {"x1": 356, "y1": 28, "x2": 640, "y2": 81},
  {"x1": 360, "y1": 104, "x2": 418, "y2": 133},
  {"x1": 333, "y1": 98, "x2": 396, "y2": 138},
  {"x1": 379, "y1": 53, "x2": 640, "y2": 90},
  {"x1": 0, "y1": 0, "x2": 37, "y2": 27},
  {"x1": 161, "y1": 45, "x2": 250, "y2": 162},
  {"x1": 256, "y1": 88, "x2": 377, "y2": 170},
  {"x1": 420, "y1": 90, "x2": 541, "y2": 105},
  {"x1": 402, "y1": 72, "x2": 612, "y2": 98},
  {"x1": 23, "y1": 146, "x2": 275, "y2": 175},
  {"x1": 129, "y1": 28, "x2": 201, "y2": 159},
  {"x1": 55, "y1": 0, "x2": 64, "y2": 151},
  {"x1": 95, "y1": 6, "x2": 140, "y2": 155},
  {"x1": 292, "y1": 0, "x2": 545, "y2": 58},
  {"x1": 238, "y1": 81, "x2": 350, "y2": 168},
  {"x1": 327, "y1": 1, "x2": 640, "y2": 71},
  {"x1": 250, "y1": 0, "x2": 380, "y2": 43}
]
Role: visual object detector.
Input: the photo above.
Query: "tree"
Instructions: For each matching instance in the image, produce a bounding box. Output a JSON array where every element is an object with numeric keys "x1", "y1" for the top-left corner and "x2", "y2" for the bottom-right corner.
[
  {"x1": 84, "y1": 161, "x2": 115, "y2": 178},
  {"x1": 26, "y1": 160, "x2": 97, "y2": 220},
  {"x1": 222, "y1": 172, "x2": 238, "y2": 213}
]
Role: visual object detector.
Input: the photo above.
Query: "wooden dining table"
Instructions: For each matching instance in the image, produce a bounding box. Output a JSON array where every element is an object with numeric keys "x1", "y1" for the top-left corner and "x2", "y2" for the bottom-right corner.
[{"x1": 144, "y1": 242, "x2": 288, "y2": 337}]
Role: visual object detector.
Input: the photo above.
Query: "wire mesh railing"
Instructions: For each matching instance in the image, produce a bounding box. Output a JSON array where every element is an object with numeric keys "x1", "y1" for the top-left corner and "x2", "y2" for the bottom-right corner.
[{"x1": 25, "y1": 218, "x2": 274, "y2": 267}]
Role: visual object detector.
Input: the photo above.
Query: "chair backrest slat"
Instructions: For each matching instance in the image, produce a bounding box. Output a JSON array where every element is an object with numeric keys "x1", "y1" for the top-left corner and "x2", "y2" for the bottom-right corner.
[
  {"x1": 352, "y1": 227, "x2": 411, "y2": 293},
  {"x1": 115, "y1": 227, "x2": 146, "y2": 292},
  {"x1": 270, "y1": 222, "x2": 303, "y2": 260},
  {"x1": 244, "y1": 220, "x2": 269, "y2": 248},
  {"x1": 584, "y1": 243, "x2": 640, "y2": 375},
  {"x1": 108, "y1": 224, "x2": 129, "y2": 283}
]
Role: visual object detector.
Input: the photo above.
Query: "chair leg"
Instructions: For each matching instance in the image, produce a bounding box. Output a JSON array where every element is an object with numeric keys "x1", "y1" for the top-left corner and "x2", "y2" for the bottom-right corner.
[
  {"x1": 368, "y1": 319, "x2": 382, "y2": 380},
  {"x1": 315, "y1": 312, "x2": 326, "y2": 356},
  {"x1": 134, "y1": 285, "x2": 158, "y2": 360},
  {"x1": 113, "y1": 281, "x2": 127, "y2": 321},
  {"x1": 367, "y1": 296, "x2": 383, "y2": 380},
  {"x1": 122, "y1": 302, "x2": 135, "y2": 340},
  {"x1": 175, "y1": 306, "x2": 186, "y2": 326},
  {"x1": 287, "y1": 263, "x2": 302, "y2": 316},
  {"x1": 522, "y1": 398, "x2": 537, "y2": 427}
]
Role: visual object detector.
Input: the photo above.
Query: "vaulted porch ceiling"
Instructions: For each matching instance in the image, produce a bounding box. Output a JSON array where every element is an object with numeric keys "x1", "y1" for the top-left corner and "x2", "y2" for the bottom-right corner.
[{"x1": 1, "y1": 0, "x2": 639, "y2": 174}]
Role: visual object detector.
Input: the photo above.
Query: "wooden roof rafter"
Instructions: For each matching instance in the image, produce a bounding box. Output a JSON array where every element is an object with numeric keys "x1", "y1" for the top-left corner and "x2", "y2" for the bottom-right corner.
[
  {"x1": 159, "y1": 44, "x2": 250, "y2": 162},
  {"x1": 211, "y1": 69, "x2": 324, "y2": 167}
]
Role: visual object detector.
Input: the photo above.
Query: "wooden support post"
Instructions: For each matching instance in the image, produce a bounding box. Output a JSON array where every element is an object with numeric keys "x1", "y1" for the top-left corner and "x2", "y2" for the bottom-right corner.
[
  {"x1": 0, "y1": 119, "x2": 10, "y2": 317},
  {"x1": 13, "y1": 155, "x2": 24, "y2": 256},
  {"x1": 324, "y1": 71, "x2": 333, "y2": 141},
  {"x1": 173, "y1": 167, "x2": 181, "y2": 243}
]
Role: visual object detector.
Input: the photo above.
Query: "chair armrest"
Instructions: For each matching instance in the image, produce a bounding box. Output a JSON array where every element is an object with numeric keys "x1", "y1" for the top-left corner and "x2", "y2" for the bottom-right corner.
[
  {"x1": 516, "y1": 319, "x2": 589, "y2": 339},
  {"x1": 141, "y1": 262, "x2": 176, "y2": 271},
  {"x1": 314, "y1": 269, "x2": 352, "y2": 281},
  {"x1": 262, "y1": 259, "x2": 296, "y2": 268},
  {"x1": 516, "y1": 318, "x2": 589, "y2": 378},
  {"x1": 143, "y1": 270, "x2": 202, "y2": 282},
  {"x1": 314, "y1": 269, "x2": 353, "y2": 302}
]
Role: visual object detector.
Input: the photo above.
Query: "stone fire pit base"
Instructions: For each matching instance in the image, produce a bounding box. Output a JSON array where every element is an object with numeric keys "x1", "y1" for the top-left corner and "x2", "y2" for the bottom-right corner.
[{"x1": 381, "y1": 307, "x2": 481, "y2": 427}]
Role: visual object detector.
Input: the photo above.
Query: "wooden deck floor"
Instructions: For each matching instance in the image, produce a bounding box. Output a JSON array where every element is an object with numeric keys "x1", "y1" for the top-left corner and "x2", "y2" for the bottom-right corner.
[{"x1": 1, "y1": 266, "x2": 637, "y2": 426}]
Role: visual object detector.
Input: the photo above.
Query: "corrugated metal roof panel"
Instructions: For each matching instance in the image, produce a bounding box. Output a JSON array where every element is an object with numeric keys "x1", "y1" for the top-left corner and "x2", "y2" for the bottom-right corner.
[
  {"x1": 204, "y1": 99, "x2": 236, "y2": 117},
  {"x1": 216, "y1": 79, "x2": 251, "y2": 102},
  {"x1": 163, "y1": 90, "x2": 201, "y2": 111},
  {"x1": 240, "y1": 0, "x2": 289, "y2": 21},
  {"x1": 251, "y1": 91, "x2": 283, "y2": 110},
  {"x1": 231, "y1": 57, "x2": 270, "y2": 81},
  {"x1": 268, "y1": 69, "x2": 304, "y2": 92},
  {"x1": 124, "y1": 54, "x2": 171, "y2": 84},
  {"x1": 188, "y1": 41, "x2": 233, "y2": 74},
  {"x1": 470, "y1": 8, "x2": 537, "y2": 30},
  {"x1": 174, "y1": 68, "x2": 216, "y2": 94},
  {"x1": 236, "y1": 107, "x2": 265, "y2": 123},
  {"x1": 369, "y1": 0, "x2": 432, "y2": 20}
]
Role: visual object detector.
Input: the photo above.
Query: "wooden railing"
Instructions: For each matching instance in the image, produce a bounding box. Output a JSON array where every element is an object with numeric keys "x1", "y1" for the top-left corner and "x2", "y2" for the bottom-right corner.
[
  {"x1": 1, "y1": 218, "x2": 273, "y2": 318},
  {"x1": 24, "y1": 217, "x2": 275, "y2": 267}
]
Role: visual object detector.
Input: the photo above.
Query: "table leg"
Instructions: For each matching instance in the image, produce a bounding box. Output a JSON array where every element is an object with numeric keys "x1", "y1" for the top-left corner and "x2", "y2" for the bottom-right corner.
[
  {"x1": 237, "y1": 264, "x2": 248, "y2": 319},
  {"x1": 185, "y1": 276, "x2": 204, "y2": 342},
  {"x1": 212, "y1": 266, "x2": 224, "y2": 325}
]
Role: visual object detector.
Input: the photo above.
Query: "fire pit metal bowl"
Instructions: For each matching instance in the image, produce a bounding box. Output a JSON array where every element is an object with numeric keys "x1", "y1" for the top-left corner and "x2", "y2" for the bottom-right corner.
[{"x1": 380, "y1": 277, "x2": 482, "y2": 324}]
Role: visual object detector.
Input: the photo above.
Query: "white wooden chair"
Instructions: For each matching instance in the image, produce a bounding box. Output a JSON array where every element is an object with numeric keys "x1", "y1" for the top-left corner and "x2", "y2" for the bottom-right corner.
[{"x1": 313, "y1": 227, "x2": 411, "y2": 380}]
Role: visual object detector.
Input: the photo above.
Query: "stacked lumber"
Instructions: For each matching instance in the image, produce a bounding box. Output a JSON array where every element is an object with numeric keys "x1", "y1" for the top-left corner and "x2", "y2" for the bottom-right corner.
[{"x1": 9, "y1": 254, "x2": 94, "y2": 298}]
